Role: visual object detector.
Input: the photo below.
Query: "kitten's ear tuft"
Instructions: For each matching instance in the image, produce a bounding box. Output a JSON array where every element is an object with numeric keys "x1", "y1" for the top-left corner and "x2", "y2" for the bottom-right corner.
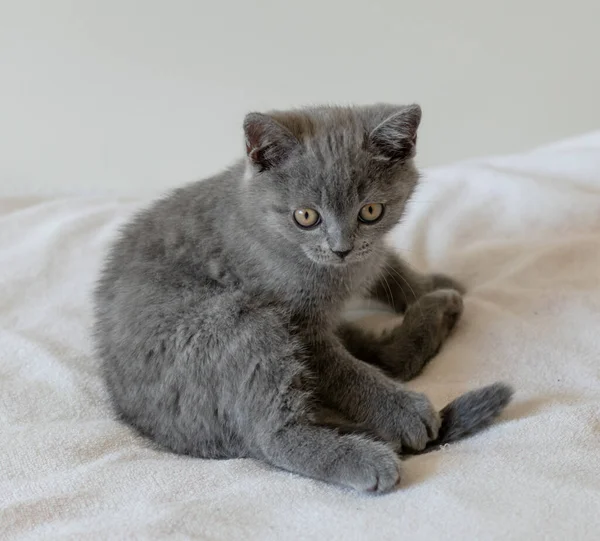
[
  {"x1": 243, "y1": 113, "x2": 299, "y2": 172},
  {"x1": 368, "y1": 104, "x2": 422, "y2": 163}
]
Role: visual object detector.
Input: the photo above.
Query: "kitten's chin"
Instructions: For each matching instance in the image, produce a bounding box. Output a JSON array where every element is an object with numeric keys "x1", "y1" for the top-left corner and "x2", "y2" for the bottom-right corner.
[{"x1": 319, "y1": 259, "x2": 348, "y2": 267}]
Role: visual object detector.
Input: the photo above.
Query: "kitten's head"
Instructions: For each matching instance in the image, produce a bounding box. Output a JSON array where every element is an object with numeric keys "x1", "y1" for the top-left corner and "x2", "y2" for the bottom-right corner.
[{"x1": 242, "y1": 104, "x2": 421, "y2": 267}]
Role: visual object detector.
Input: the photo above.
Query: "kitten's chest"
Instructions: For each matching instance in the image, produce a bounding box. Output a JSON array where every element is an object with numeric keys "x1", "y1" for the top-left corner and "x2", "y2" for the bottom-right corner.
[{"x1": 288, "y1": 262, "x2": 380, "y2": 322}]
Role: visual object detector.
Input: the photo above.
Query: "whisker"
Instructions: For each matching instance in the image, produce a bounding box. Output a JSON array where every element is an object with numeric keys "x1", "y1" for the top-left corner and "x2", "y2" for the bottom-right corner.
[
  {"x1": 381, "y1": 263, "x2": 409, "y2": 311},
  {"x1": 381, "y1": 273, "x2": 396, "y2": 313},
  {"x1": 369, "y1": 245, "x2": 426, "y2": 322},
  {"x1": 382, "y1": 262, "x2": 425, "y2": 321}
]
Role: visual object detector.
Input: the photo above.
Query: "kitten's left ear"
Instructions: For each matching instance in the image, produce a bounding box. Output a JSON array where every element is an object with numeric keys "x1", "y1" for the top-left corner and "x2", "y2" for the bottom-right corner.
[
  {"x1": 368, "y1": 104, "x2": 421, "y2": 163},
  {"x1": 243, "y1": 113, "x2": 299, "y2": 172}
]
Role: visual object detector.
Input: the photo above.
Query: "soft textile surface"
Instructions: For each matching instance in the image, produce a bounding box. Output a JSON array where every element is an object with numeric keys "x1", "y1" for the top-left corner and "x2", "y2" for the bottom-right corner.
[{"x1": 2, "y1": 134, "x2": 600, "y2": 540}]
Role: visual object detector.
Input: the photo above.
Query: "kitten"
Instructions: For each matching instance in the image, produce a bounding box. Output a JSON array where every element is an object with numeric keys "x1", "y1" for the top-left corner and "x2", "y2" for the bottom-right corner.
[{"x1": 94, "y1": 104, "x2": 512, "y2": 492}]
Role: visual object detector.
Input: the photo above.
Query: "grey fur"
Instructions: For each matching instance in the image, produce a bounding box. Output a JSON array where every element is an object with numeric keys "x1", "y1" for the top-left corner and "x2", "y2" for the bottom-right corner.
[
  {"x1": 94, "y1": 104, "x2": 512, "y2": 493},
  {"x1": 407, "y1": 383, "x2": 515, "y2": 455}
]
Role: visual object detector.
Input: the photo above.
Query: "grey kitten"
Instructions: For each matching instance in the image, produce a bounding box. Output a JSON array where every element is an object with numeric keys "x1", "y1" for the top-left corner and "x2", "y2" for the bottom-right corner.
[{"x1": 94, "y1": 104, "x2": 512, "y2": 492}]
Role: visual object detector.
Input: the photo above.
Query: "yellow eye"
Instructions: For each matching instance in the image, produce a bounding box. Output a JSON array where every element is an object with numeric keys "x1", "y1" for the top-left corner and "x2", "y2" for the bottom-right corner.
[
  {"x1": 294, "y1": 208, "x2": 320, "y2": 228},
  {"x1": 358, "y1": 203, "x2": 384, "y2": 223}
]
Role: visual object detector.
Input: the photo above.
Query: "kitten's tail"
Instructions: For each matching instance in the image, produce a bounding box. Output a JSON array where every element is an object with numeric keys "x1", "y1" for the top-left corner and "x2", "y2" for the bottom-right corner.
[{"x1": 408, "y1": 382, "x2": 514, "y2": 455}]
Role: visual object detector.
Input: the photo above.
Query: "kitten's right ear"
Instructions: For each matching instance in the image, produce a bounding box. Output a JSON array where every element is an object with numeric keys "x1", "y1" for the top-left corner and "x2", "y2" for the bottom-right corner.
[
  {"x1": 368, "y1": 104, "x2": 422, "y2": 163},
  {"x1": 243, "y1": 113, "x2": 299, "y2": 172}
]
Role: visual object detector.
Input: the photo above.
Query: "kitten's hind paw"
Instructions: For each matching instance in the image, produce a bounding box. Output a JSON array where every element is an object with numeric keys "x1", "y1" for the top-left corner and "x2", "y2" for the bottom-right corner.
[
  {"x1": 403, "y1": 288, "x2": 464, "y2": 357},
  {"x1": 431, "y1": 273, "x2": 466, "y2": 295}
]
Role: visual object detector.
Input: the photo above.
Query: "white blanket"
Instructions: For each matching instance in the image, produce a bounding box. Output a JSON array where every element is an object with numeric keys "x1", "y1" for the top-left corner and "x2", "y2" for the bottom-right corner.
[{"x1": 2, "y1": 134, "x2": 600, "y2": 540}]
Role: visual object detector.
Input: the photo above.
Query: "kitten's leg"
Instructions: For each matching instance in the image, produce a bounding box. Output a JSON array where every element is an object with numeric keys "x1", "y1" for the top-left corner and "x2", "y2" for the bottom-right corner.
[
  {"x1": 307, "y1": 335, "x2": 441, "y2": 451},
  {"x1": 237, "y1": 323, "x2": 401, "y2": 492},
  {"x1": 104, "y1": 287, "x2": 402, "y2": 491},
  {"x1": 262, "y1": 422, "x2": 401, "y2": 492},
  {"x1": 310, "y1": 407, "x2": 383, "y2": 439},
  {"x1": 339, "y1": 289, "x2": 463, "y2": 380},
  {"x1": 370, "y1": 251, "x2": 465, "y2": 313},
  {"x1": 244, "y1": 345, "x2": 401, "y2": 492},
  {"x1": 192, "y1": 297, "x2": 402, "y2": 492}
]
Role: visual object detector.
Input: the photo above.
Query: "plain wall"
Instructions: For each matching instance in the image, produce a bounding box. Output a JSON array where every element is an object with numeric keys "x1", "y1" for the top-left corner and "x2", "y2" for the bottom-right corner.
[{"x1": 1, "y1": 0, "x2": 599, "y2": 197}]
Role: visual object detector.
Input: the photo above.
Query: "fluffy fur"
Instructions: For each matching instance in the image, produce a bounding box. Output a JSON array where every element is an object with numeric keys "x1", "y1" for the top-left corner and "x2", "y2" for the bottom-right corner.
[{"x1": 94, "y1": 104, "x2": 512, "y2": 492}]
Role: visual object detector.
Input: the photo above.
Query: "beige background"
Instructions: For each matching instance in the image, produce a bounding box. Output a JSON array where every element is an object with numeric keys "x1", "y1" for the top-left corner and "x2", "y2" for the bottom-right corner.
[{"x1": 1, "y1": 0, "x2": 599, "y2": 197}]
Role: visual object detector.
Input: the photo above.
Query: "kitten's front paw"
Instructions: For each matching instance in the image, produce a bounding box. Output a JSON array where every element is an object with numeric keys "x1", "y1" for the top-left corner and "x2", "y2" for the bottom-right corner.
[
  {"x1": 431, "y1": 273, "x2": 466, "y2": 295},
  {"x1": 392, "y1": 391, "x2": 441, "y2": 451},
  {"x1": 335, "y1": 437, "x2": 402, "y2": 492}
]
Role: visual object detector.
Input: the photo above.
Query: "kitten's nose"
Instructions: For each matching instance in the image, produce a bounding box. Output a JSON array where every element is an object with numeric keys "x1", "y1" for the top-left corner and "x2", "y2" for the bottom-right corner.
[{"x1": 332, "y1": 249, "x2": 352, "y2": 259}]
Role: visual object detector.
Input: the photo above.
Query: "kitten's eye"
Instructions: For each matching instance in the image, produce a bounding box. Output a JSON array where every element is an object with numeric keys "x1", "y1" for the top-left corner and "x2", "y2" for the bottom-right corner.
[
  {"x1": 293, "y1": 208, "x2": 320, "y2": 228},
  {"x1": 358, "y1": 203, "x2": 384, "y2": 223}
]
